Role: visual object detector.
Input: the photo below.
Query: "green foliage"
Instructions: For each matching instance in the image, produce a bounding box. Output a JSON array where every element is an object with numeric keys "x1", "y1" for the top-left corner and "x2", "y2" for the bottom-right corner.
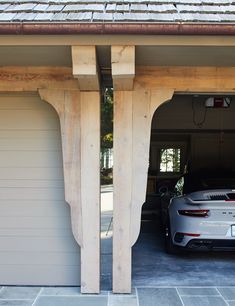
[
  {"x1": 101, "y1": 167, "x2": 113, "y2": 185},
  {"x1": 103, "y1": 133, "x2": 113, "y2": 144},
  {"x1": 101, "y1": 175, "x2": 113, "y2": 185},
  {"x1": 101, "y1": 88, "x2": 113, "y2": 148},
  {"x1": 100, "y1": 88, "x2": 113, "y2": 185}
]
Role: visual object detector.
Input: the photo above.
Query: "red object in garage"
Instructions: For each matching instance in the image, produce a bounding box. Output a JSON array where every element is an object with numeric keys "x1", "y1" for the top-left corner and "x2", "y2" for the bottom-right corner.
[{"x1": 205, "y1": 97, "x2": 231, "y2": 108}]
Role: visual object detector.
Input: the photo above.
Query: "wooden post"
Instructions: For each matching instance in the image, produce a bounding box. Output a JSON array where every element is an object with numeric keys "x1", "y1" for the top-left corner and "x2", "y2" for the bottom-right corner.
[
  {"x1": 112, "y1": 88, "x2": 174, "y2": 293},
  {"x1": 39, "y1": 89, "x2": 100, "y2": 293},
  {"x1": 113, "y1": 91, "x2": 133, "y2": 293},
  {"x1": 112, "y1": 45, "x2": 135, "y2": 90},
  {"x1": 80, "y1": 91, "x2": 100, "y2": 293}
]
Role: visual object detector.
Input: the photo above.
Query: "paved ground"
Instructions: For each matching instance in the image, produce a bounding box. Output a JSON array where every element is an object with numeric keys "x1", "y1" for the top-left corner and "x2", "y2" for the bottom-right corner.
[
  {"x1": 132, "y1": 217, "x2": 235, "y2": 287},
  {"x1": 1, "y1": 286, "x2": 235, "y2": 305},
  {"x1": 3, "y1": 186, "x2": 235, "y2": 305},
  {"x1": 101, "y1": 185, "x2": 113, "y2": 290}
]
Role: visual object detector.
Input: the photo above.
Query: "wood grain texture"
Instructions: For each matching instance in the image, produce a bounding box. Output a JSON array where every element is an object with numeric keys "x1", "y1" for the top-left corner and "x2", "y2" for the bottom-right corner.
[
  {"x1": 0, "y1": 66, "x2": 78, "y2": 91},
  {"x1": 135, "y1": 66, "x2": 235, "y2": 92},
  {"x1": 39, "y1": 89, "x2": 100, "y2": 293},
  {"x1": 113, "y1": 91, "x2": 133, "y2": 293},
  {"x1": 113, "y1": 88, "x2": 173, "y2": 293},
  {"x1": 80, "y1": 91, "x2": 100, "y2": 293},
  {"x1": 72, "y1": 46, "x2": 99, "y2": 90},
  {"x1": 0, "y1": 35, "x2": 235, "y2": 47},
  {"x1": 112, "y1": 46, "x2": 135, "y2": 90},
  {"x1": 131, "y1": 89, "x2": 174, "y2": 245},
  {"x1": 39, "y1": 89, "x2": 82, "y2": 245}
]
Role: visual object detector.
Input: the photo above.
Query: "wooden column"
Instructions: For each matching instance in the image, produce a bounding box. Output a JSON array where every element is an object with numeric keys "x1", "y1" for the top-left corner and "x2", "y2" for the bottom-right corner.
[
  {"x1": 80, "y1": 91, "x2": 100, "y2": 293},
  {"x1": 113, "y1": 88, "x2": 173, "y2": 293},
  {"x1": 39, "y1": 89, "x2": 100, "y2": 293}
]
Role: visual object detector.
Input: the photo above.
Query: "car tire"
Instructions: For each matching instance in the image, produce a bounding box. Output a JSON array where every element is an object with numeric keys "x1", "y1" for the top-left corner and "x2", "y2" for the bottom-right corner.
[{"x1": 165, "y1": 218, "x2": 180, "y2": 255}]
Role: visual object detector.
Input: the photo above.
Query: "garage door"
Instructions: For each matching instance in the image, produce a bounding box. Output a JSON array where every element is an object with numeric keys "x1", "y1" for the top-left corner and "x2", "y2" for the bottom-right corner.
[{"x1": 0, "y1": 94, "x2": 80, "y2": 286}]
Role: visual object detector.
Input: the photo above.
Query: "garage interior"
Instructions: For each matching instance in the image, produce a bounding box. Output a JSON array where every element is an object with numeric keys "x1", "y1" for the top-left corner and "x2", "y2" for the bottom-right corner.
[{"x1": 133, "y1": 94, "x2": 235, "y2": 287}]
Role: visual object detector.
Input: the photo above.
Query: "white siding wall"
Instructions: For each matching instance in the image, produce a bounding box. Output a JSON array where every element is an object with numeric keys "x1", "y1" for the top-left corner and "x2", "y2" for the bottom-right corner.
[{"x1": 0, "y1": 94, "x2": 80, "y2": 286}]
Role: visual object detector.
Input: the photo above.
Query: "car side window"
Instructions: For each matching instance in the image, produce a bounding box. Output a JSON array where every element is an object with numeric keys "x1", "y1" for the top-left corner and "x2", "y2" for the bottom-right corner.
[{"x1": 175, "y1": 177, "x2": 184, "y2": 195}]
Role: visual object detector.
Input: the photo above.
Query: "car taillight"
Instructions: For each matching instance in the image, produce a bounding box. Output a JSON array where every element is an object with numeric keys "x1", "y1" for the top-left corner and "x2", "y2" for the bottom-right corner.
[{"x1": 178, "y1": 210, "x2": 209, "y2": 217}]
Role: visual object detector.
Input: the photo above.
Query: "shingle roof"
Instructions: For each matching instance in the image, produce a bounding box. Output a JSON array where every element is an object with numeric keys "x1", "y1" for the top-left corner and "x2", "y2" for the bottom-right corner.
[{"x1": 0, "y1": 1, "x2": 235, "y2": 23}]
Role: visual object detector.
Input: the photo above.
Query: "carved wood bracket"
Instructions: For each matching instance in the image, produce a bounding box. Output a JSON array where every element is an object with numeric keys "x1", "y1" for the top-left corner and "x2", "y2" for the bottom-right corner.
[
  {"x1": 39, "y1": 88, "x2": 100, "y2": 293},
  {"x1": 113, "y1": 88, "x2": 174, "y2": 293},
  {"x1": 130, "y1": 89, "x2": 174, "y2": 246},
  {"x1": 39, "y1": 89, "x2": 83, "y2": 246}
]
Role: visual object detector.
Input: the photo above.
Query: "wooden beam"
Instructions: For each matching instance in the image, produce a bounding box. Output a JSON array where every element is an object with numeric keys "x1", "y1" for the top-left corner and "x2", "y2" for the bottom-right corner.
[
  {"x1": 39, "y1": 89, "x2": 100, "y2": 294},
  {"x1": 136, "y1": 66, "x2": 235, "y2": 92},
  {"x1": 2, "y1": 35, "x2": 235, "y2": 46},
  {"x1": 113, "y1": 88, "x2": 174, "y2": 293},
  {"x1": 0, "y1": 66, "x2": 78, "y2": 91},
  {"x1": 112, "y1": 46, "x2": 135, "y2": 90},
  {"x1": 0, "y1": 65, "x2": 234, "y2": 94},
  {"x1": 72, "y1": 46, "x2": 99, "y2": 91}
]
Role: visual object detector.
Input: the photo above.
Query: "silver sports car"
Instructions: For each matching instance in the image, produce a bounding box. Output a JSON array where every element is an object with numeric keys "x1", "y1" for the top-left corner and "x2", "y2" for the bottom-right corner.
[{"x1": 165, "y1": 170, "x2": 235, "y2": 254}]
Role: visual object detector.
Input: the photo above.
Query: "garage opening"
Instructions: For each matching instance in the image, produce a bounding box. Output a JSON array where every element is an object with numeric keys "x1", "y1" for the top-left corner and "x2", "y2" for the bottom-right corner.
[
  {"x1": 133, "y1": 94, "x2": 235, "y2": 286},
  {"x1": 0, "y1": 94, "x2": 80, "y2": 286}
]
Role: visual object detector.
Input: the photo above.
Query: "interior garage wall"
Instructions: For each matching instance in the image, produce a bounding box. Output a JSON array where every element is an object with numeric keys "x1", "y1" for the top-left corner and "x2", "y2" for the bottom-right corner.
[
  {"x1": 151, "y1": 95, "x2": 235, "y2": 171},
  {"x1": 190, "y1": 134, "x2": 235, "y2": 171},
  {"x1": 0, "y1": 94, "x2": 80, "y2": 286}
]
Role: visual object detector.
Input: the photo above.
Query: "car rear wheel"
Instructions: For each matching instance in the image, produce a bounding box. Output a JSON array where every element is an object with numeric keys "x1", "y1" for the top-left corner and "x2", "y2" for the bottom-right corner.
[{"x1": 165, "y1": 218, "x2": 180, "y2": 254}]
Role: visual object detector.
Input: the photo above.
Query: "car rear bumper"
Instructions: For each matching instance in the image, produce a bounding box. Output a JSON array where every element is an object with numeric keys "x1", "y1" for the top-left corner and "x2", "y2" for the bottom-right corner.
[{"x1": 186, "y1": 238, "x2": 235, "y2": 251}]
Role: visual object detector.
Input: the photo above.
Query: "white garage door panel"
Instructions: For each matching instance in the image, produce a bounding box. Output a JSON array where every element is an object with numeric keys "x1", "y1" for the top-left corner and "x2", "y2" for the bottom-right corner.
[
  {"x1": 0, "y1": 180, "x2": 64, "y2": 188},
  {"x1": 0, "y1": 217, "x2": 72, "y2": 229},
  {"x1": 0, "y1": 110, "x2": 58, "y2": 130},
  {"x1": 0, "y1": 228, "x2": 73, "y2": 238},
  {"x1": 0, "y1": 252, "x2": 79, "y2": 265},
  {"x1": 0, "y1": 201, "x2": 68, "y2": 216},
  {"x1": 0, "y1": 167, "x2": 64, "y2": 180},
  {"x1": 0, "y1": 95, "x2": 51, "y2": 110},
  {"x1": 0, "y1": 188, "x2": 65, "y2": 200},
  {"x1": 0, "y1": 151, "x2": 62, "y2": 167},
  {"x1": 0, "y1": 266, "x2": 80, "y2": 286},
  {"x1": 0, "y1": 237, "x2": 78, "y2": 252},
  {"x1": 0, "y1": 94, "x2": 80, "y2": 286},
  {"x1": 0, "y1": 130, "x2": 60, "y2": 140},
  {"x1": 0, "y1": 138, "x2": 62, "y2": 150}
]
